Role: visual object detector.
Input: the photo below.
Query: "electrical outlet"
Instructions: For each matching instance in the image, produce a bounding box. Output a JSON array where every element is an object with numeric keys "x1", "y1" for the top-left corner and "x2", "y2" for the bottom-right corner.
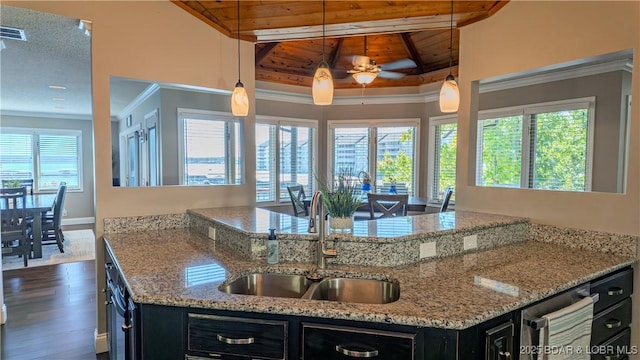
[
  {"x1": 463, "y1": 234, "x2": 478, "y2": 250},
  {"x1": 419, "y1": 242, "x2": 437, "y2": 259},
  {"x1": 208, "y1": 227, "x2": 216, "y2": 240}
]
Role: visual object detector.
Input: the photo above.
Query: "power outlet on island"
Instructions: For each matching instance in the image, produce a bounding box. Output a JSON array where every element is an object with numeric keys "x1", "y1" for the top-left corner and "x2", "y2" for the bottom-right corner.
[
  {"x1": 208, "y1": 227, "x2": 216, "y2": 240},
  {"x1": 419, "y1": 242, "x2": 437, "y2": 259},
  {"x1": 463, "y1": 234, "x2": 478, "y2": 250}
]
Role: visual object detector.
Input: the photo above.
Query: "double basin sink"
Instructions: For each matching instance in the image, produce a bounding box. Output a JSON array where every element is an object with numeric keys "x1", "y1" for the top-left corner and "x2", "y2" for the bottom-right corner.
[{"x1": 221, "y1": 273, "x2": 400, "y2": 304}]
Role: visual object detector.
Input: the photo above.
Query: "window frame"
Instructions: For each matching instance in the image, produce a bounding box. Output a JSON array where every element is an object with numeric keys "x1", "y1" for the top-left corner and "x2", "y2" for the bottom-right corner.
[
  {"x1": 177, "y1": 108, "x2": 243, "y2": 186},
  {"x1": 0, "y1": 127, "x2": 83, "y2": 193},
  {"x1": 475, "y1": 97, "x2": 595, "y2": 192},
  {"x1": 427, "y1": 114, "x2": 457, "y2": 203},
  {"x1": 255, "y1": 115, "x2": 318, "y2": 204},
  {"x1": 327, "y1": 118, "x2": 420, "y2": 195}
]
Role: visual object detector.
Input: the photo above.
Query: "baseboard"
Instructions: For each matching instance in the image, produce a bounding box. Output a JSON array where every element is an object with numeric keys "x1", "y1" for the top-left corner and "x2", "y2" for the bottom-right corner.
[
  {"x1": 1, "y1": 303, "x2": 7, "y2": 325},
  {"x1": 95, "y1": 328, "x2": 109, "y2": 354},
  {"x1": 62, "y1": 217, "x2": 95, "y2": 226}
]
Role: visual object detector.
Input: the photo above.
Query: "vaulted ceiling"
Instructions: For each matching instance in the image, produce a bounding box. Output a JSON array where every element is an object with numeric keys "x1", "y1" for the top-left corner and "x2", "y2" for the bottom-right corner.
[{"x1": 173, "y1": 1, "x2": 509, "y2": 89}]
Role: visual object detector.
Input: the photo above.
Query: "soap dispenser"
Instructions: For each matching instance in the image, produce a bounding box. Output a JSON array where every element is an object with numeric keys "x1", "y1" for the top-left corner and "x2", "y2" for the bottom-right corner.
[{"x1": 267, "y1": 228, "x2": 279, "y2": 264}]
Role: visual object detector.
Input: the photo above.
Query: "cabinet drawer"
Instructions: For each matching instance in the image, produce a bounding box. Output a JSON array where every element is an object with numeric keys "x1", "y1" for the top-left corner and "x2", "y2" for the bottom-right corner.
[
  {"x1": 591, "y1": 268, "x2": 633, "y2": 314},
  {"x1": 302, "y1": 323, "x2": 416, "y2": 360},
  {"x1": 591, "y1": 298, "x2": 632, "y2": 346},
  {"x1": 590, "y1": 328, "x2": 631, "y2": 360},
  {"x1": 187, "y1": 313, "x2": 287, "y2": 359}
]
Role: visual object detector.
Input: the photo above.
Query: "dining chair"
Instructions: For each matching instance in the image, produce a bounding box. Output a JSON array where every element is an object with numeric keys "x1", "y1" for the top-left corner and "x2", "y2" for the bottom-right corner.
[
  {"x1": 1, "y1": 187, "x2": 32, "y2": 267},
  {"x1": 440, "y1": 186, "x2": 454, "y2": 212},
  {"x1": 41, "y1": 183, "x2": 67, "y2": 253},
  {"x1": 2, "y1": 179, "x2": 34, "y2": 195},
  {"x1": 287, "y1": 185, "x2": 309, "y2": 217},
  {"x1": 367, "y1": 193, "x2": 408, "y2": 219}
]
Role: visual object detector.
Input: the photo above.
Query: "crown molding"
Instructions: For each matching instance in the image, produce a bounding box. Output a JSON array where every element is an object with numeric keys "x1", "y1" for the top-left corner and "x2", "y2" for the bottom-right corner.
[
  {"x1": 0, "y1": 110, "x2": 92, "y2": 121},
  {"x1": 255, "y1": 88, "x2": 439, "y2": 105},
  {"x1": 480, "y1": 59, "x2": 632, "y2": 93}
]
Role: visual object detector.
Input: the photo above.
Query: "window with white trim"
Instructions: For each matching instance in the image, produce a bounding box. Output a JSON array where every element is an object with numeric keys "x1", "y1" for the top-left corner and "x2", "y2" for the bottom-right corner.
[
  {"x1": 328, "y1": 119, "x2": 419, "y2": 196},
  {"x1": 476, "y1": 98, "x2": 594, "y2": 191},
  {"x1": 178, "y1": 109, "x2": 243, "y2": 186},
  {"x1": 428, "y1": 115, "x2": 457, "y2": 202},
  {"x1": 255, "y1": 116, "x2": 317, "y2": 203},
  {"x1": 0, "y1": 128, "x2": 82, "y2": 191}
]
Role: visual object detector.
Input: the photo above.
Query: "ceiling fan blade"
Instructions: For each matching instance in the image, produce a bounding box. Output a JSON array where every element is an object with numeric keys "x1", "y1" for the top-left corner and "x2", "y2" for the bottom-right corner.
[
  {"x1": 379, "y1": 58, "x2": 417, "y2": 71},
  {"x1": 378, "y1": 71, "x2": 407, "y2": 80}
]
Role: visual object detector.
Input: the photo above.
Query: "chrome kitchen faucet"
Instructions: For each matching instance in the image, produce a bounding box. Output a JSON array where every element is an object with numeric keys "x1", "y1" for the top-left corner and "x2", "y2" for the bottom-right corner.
[{"x1": 308, "y1": 191, "x2": 337, "y2": 269}]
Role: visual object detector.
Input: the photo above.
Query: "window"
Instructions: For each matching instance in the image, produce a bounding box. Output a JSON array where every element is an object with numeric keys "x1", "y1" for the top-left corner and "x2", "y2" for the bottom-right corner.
[
  {"x1": 428, "y1": 115, "x2": 457, "y2": 202},
  {"x1": 0, "y1": 128, "x2": 82, "y2": 191},
  {"x1": 328, "y1": 119, "x2": 420, "y2": 196},
  {"x1": 178, "y1": 109, "x2": 242, "y2": 186},
  {"x1": 255, "y1": 116, "x2": 316, "y2": 203},
  {"x1": 476, "y1": 98, "x2": 594, "y2": 191}
]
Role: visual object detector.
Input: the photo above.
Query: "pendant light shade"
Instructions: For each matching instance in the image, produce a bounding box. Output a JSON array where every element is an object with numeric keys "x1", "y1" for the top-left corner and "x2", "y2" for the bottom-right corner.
[
  {"x1": 352, "y1": 71, "x2": 377, "y2": 85},
  {"x1": 439, "y1": 0, "x2": 459, "y2": 113},
  {"x1": 313, "y1": 61, "x2": 334, "y2": 105},
  {"x1": 231, "y1": 0, "x2": 249, "y2": 116},
  {"x1": 232, "y1": 81, "x2": 249, "y2": 116},
  {"x1": 312, "y1": 0, "x2": 333, "y2": 105}
]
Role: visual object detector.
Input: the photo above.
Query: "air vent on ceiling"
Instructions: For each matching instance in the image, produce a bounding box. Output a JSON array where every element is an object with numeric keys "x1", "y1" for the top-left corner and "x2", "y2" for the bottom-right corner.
[{"x1": 0, "y1": 26, "x2": 27, "y2": 41}]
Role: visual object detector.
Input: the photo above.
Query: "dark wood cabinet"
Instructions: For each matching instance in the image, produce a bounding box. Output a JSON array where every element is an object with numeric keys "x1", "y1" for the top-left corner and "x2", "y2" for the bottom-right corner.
[{"x1": 301, "y1": 322, "x2": 417, "y2": 359}]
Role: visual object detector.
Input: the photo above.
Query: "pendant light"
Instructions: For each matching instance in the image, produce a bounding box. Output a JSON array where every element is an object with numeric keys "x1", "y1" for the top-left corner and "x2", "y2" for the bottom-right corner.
[
  {"x1": 312, "y1": 0, "x2": 334, "y2": 105},
  {"x1": 231, "y1": 0, "x2": 249, "y2": 116},
  {"x1": 439, "y1": 0, "x2": 459, "y2": 113}
]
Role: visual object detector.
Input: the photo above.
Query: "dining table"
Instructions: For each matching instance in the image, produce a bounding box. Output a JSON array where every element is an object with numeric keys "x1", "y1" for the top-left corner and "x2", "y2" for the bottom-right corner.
[{"x1": 1, "y1": 193, "x2": 57, "y2": 259}]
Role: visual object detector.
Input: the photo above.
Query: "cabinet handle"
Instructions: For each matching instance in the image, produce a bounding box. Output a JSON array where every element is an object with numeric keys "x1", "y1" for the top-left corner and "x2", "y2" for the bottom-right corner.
[
  {"x1": 499, "y1": 351, "x2": 511, "y2": 360},
  {"x1": 604, "y1": 319, "x2": 622, "y2": 329},
  {"x1": 121, "y1": 323, "x2": 132, "y2": 332},
  {"x1": 216, "y1": 334, "x2": 254, "y2": 345},
  {"x1": 607, "y1": 287, "x2": 623, "y2": 296},
  {"x1": 336, "y1": 345, "x2": 379, "y2": 358},
  {"x1": 604, "y1": 355, "x2": 621, "y2": 360}
]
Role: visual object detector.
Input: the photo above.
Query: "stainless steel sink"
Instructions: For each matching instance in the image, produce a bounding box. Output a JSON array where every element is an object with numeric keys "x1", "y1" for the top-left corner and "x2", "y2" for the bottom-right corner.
[
  {"x1": 221, "y1": 273, "x2": 400, "y2": 304},
  {"x1": 221, "y1": 273, "x2": 312, "y2": 298},
  {"x1": 303, "y1": 278, "x2": 400, "y2": 304}
]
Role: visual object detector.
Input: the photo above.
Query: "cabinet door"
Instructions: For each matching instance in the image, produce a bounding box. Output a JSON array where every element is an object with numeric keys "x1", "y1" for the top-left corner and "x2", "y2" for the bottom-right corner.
[
  {"x1": 591, "y1": 268, "x2": 633, "y2": 314},
  {"x1": 485, "y1": 321, "x2": 514, "y2": 360},
  {"x1": 302, "y1": 323, "x2": 416, "y2": 360},
  {"x1": 591, "y1": 298, "x2": 632, "y2": 346}
]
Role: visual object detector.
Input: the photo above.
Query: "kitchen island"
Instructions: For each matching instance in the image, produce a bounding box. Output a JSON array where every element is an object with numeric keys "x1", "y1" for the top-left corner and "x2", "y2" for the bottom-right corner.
[{"x1": 103, "y1": 209, "x2": 637, "y2": 359}]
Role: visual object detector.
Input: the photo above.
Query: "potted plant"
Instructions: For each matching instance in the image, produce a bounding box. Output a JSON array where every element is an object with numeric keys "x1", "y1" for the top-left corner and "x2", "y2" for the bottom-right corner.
[{"x1": 316, "y1": 173, "x2": 362, "y2": 232}]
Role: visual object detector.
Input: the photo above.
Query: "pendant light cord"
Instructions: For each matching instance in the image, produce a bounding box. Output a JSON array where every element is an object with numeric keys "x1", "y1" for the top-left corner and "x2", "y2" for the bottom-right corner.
[
  {"x1": 322, "y1": 0, "x2": 326, "y2": 62},
  {"x1": 237, "y1": 0, "x2": 241, "y2": 81},
  {"x1": 448, "y1": 0, "x2": 453, "y2": 72}
]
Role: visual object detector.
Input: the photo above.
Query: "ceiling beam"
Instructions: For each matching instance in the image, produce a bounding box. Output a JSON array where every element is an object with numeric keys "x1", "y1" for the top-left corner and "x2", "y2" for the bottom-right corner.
[
  {"x1": 255, "y1": 43, "x2": 279, "y2": 65},
  {"x1": 328, "y1": 38, "x2": 344, "y2": 70},
  {"x1": 399, "y1": 33, "x2": 425, "y2": 75}
]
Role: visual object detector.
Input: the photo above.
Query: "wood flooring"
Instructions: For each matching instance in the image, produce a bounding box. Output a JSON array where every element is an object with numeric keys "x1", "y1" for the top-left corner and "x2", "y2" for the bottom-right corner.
[{"x1": 1, "y1": 260, "x2": 110, "y2": 360}]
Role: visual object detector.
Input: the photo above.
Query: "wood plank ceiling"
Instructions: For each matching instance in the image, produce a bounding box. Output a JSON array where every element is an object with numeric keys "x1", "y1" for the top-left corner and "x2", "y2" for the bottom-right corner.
[{"x1": 172, "y1": 1, "x2": 508, "y2": 89}]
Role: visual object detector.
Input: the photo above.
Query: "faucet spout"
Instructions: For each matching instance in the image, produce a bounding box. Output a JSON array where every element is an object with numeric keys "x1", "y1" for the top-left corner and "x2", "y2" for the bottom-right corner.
[{"x1": 308, "y1": 191, "x2": 337, "y2": 269}]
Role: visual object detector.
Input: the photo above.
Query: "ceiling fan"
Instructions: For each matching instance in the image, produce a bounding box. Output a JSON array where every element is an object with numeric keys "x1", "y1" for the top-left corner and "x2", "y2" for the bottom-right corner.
[{"x1": 346, "y1": 37, "x2": 417, "y2": 87}]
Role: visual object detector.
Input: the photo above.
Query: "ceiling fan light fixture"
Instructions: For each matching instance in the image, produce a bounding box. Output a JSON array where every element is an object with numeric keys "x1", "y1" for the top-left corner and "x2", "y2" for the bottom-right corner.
[
  {"x1": 231, "y1": 0, "x2": 249, "y2": 116},
  {"x1": 352, "y1": 71, "x2": 377, "y2": 85},
  {"x1": 313, "y1": 61, "x2": 334, "y2": 105},
  {"x1": 439, "y1": 0, "x2": 459, "y2": 113}
]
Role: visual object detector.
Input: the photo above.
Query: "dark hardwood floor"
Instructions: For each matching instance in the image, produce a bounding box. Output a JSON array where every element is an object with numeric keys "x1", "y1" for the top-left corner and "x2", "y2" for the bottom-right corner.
[{"x1": 2, "y1": 260, "x2": 110, "y2": 360}]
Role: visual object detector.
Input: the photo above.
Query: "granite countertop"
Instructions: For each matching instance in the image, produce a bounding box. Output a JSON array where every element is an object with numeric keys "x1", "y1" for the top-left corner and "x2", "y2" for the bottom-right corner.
[
  {"x1": 104, "y1": 228, "x2": 635, "y2": 330},
  {"x1": 188, "y1": 207, "x2": 528, "y2": 241}
]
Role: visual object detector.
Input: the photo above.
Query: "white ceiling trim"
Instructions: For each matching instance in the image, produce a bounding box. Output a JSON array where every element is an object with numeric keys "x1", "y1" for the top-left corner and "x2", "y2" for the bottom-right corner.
[
  {"x1": 256, "y1": 88, "x2": 439, "y2": 105},
  {"x1": 0, "y1": 109, "x2": 92, "y2": 121}
]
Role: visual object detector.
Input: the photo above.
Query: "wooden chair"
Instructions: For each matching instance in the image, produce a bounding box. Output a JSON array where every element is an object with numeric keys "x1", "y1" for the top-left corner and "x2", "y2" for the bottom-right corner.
[
  {"x1": 41, "y1": 183, "x2": 66, "y2": 253},
  {"x1": 287, "y1": 185, "x2": 308, "y2": 217},
  {"x1": 2, "y1": 179, "x2": 34, "y2": 195},
  {"x1": 367, "y1": 193, "x2": 408, "y2": 219},
  {"x1": 440, "y1": 186, "x2": 454, "y2": 212},
  {"x1": 1, "y1": 187, "x2": 31, "y2": 267}
]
